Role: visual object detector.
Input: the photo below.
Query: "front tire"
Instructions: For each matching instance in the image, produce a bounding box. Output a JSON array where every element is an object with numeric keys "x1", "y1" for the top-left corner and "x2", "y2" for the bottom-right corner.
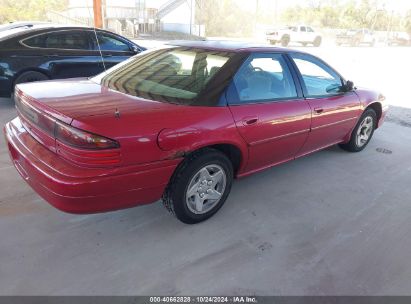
[
  {"x1": 339, "y1": 109, "x2": 377, "y2": 152},
  {"x1": 162, "y1": 149, "x2": 233, "y2": 224},
  {"x1": 313, "y1": 37, "x2": 322, "y2": 47}
]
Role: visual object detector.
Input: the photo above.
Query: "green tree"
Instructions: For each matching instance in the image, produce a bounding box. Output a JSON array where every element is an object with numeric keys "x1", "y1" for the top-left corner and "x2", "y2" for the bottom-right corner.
[
  {"x1": 405, "y1": 10, "x2": 411, "y2": 35},
  {"x1": 0, "y1": 0, "x2": 68, "y2": 24},
  {"x1": 196, "y1": 0, "x2": 255, "y2": 37}
]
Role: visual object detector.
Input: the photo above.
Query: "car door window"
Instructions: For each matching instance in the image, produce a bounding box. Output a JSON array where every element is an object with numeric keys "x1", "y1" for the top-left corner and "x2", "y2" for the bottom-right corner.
[
  {"x1": 23, "y1": 31, "x2": 91, "y2": 50},
  {"x1": 300, "y1": 26, "x2": 307, "y2": 32},
  {"x1": 290, "y1": 53, "x2": 343, "y2": 97},
  {"x1": 307, "y1": 27, "x2": 314, "y2": 32},
  {"x1": 95, "y1": 33, "x2": 130, "y2": 52},
  {"x1": 206, "y1": 54, "x2": 230, "y2": 81},
  {"x1": 232, "y1": 54, "x2": 298, "y2": 104}
]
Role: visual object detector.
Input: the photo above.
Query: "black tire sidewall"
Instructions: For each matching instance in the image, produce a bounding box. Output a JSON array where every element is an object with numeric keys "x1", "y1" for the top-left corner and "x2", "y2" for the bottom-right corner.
[
  {"x1": 14, "y1": 71, "x2": 49, "y2": 88},
  {"x1": 351, "y1": 109, "x2": 377, "y2": 151},
  {"x1": 168, "y1": 150, "x2": 233, "y2": 224},
  {"x1": 281, "y1": 36, "x2": 290, "y2": 47}
]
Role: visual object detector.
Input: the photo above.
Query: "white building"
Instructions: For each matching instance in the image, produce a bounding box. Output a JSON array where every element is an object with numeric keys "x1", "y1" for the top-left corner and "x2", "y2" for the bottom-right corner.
[{"x1": 52, "y1": 0, "x2": 199, "y2": 36}]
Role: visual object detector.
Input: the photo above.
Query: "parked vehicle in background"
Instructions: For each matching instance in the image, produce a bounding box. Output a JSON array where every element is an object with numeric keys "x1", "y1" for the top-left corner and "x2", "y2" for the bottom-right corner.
[
  {"x1": 5, "y1": 41, "x2": 387, "y2": 224},
  {"x1": 0, "y1": 21, "x2": 51, "y2": 32},
  {"x1": 336, "y1": 28, "x2": 376, "y2": 46},
  {"x1": 387, "y1": 31, "x2": 411, "y2": 46},
  {"x1": 266, "y1": 25, "x2": 322, "y2": 47},
  {"x1": 0, "y1": 25, "x2": 146, "y2": 97}
]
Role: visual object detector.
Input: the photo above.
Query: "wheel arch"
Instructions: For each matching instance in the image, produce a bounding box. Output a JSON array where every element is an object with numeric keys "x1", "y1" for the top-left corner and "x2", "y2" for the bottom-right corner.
[
  {"x1": 12, "y1": 68, "x2": 51, "y2": 87},
  {"x1": 184, "y1": 142, "x2": 247, "y2": 177},
  {"x1": 364, "y1": 102, "x2": 382, "y2": 128},
  {"x1": 281, "y1": 34, "x2": 290, "y2": 40}
]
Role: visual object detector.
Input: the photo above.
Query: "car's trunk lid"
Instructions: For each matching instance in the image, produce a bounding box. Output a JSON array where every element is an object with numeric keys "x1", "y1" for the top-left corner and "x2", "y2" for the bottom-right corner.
[{"x1": 15, "y1": 77, "x2": 172, "y2": 122}]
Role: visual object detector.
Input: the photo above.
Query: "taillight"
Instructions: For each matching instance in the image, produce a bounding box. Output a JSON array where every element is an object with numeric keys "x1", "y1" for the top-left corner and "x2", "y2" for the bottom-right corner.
[
  {"x1": 55, "y1": 121, "x2": 119, "y2": 150},
  {"x1": 16, "y1": 87, "x2": 121, "y2": 166}
]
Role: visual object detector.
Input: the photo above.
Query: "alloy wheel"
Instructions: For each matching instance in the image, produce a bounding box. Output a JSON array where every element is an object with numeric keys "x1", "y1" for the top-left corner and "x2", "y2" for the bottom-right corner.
[
  {"x1": 185, "y1": 164, "x2": 227, "y2": 215},
  {"x1": 356, "y1": 116, "x2": 374, "y2": 147}
]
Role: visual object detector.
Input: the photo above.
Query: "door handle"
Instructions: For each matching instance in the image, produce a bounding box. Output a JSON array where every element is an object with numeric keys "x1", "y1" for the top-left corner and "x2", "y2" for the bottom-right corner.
[
  {"x1": 242, "y1": 117, "x2": 259, "y2": 126},
  {"x1": 314, "y1": 107, "x2": 324, "y2": 114}
]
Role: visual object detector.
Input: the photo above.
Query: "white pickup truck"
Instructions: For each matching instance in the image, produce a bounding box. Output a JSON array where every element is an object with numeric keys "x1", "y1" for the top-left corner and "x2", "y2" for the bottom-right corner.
[{"x1": 266, "y1": 25, "x2": 322, "y2": 47}]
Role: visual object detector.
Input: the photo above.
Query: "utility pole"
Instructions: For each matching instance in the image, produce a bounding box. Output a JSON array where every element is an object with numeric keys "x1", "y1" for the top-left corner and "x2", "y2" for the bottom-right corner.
[
  {"x1": 190, "y1": 0, "x2": 193, "y2": 35},
  {"x1": 93, "y1": 0, "x2": 103, "y2": 28},
  {"x1": 255, "y1": 0, "x2": 259, "y2": 35}
]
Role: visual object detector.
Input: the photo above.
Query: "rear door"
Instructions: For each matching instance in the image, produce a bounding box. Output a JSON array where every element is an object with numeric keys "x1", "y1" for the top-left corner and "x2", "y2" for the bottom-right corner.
[
  {"x1": 227, "y1": 52, "x2": 311, "y2": 172},
  {"x1": 288, "y1": 52, "x2": 361, "y2": 156},
  {"x1": 23, "y1": 29, "x2": 103, "y2": 78},
  {"x1": 298, "y1": 26, "x2": 307, "y2": 42}
]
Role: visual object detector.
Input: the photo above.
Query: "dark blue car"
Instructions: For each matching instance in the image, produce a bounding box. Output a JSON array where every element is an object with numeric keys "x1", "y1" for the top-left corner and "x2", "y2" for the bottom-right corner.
[{"x1": 0, "y1": 25, "x2": 146, "y2": 97}]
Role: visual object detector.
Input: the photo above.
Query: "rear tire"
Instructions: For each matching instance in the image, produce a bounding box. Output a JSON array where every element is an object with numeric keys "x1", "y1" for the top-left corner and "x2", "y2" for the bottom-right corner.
[
  {"x1": 313, "y1": 37, "x2": 322, "y2": 47},
  {"x1": 339, "y1": 109, "x2": 377, "y2": 152},
  {"x1": 162, "y1": 148, "x2": 233, "y2": 224},
  {"x1": 14, "y1": 71, "x2": 49, "y2": 90},
  {"x1": 281, "y1": 36, "x2": 290, "y2": 47}
]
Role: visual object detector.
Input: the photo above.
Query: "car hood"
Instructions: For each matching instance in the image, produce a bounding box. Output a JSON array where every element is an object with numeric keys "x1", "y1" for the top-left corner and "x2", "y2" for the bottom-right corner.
[{"x1": 17, "y1": 78, "x2": 177, "y2": 122}]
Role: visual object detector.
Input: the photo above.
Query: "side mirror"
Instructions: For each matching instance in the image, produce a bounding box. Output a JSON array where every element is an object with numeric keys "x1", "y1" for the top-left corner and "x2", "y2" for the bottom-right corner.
[
  {"x1": 131, "y1": 45, "x2": 141, "y2": 54},
  {"x1": 344, "y1": 80, "x2": 355, "y2": 92}
]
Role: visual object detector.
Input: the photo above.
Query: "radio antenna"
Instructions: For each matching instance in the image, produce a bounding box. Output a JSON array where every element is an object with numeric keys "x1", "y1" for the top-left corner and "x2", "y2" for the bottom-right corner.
[{"x1": 86, "y1": 2, "x2": 107, "y2": 73}]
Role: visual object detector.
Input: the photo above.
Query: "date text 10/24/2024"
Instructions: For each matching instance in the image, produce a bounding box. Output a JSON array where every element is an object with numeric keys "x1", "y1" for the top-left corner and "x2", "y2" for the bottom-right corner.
[{"x1": 149, "y1": 296, "x2": 257, "y2": 303}]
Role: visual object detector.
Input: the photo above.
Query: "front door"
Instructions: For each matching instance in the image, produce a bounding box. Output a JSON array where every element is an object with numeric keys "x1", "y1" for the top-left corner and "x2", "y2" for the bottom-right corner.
[
  {"x1": 90, "y1": 31, "x2": 136, "y2": 70},
  {"x1": 288, "y1": 53, "x2": 361, "y2": 156},
  {"x1": 227, "y1": 53, "x2": 311, "y2": 172}
]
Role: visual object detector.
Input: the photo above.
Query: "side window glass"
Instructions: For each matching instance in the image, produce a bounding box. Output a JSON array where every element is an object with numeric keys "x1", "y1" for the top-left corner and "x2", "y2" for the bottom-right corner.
[
  {"x1": 291, "y1": 53, "x2": 343, "y2": 97},
  {"x1": 44, "y1": 32, "x2": 91, "y2": 50},
  {"x1": 300, "y1": 26, "x2": 307, "y2": 32},
  {"x1": 307, "y1": 27, "x2": 314, "y2": 32},
  {"x1": 206, "y1": 54, "x2": 230, "y2": 80},
  {"x1": 23, "y1": 34, "x2": 47, "y2": 47},
  {"x1": 232, "y1": 54, "x2": 298, "y2": 103},
  {"x1": 96, "y1": 33, "x2": 130, "y2": 51}
]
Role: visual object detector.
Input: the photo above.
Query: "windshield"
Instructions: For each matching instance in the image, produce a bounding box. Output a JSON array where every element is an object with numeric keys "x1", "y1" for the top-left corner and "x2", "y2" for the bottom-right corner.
[{"x1": 92, "y1": 47, "x2": 234, "y2": 105}]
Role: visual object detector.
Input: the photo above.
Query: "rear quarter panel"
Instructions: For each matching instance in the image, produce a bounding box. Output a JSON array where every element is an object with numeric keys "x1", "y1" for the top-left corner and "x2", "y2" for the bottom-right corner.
[{"x1": 71, "y1": 105, "x2": 249, "y2": 172}]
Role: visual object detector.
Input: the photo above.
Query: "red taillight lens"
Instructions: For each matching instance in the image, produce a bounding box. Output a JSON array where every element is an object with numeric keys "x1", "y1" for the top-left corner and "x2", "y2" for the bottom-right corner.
[{"x1": 55, "y1": 121, "x2": 119, "y2": 150}]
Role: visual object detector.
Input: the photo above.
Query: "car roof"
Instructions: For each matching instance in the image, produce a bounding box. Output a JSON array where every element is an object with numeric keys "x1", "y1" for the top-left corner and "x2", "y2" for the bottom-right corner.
[
  {"x1": 0, "y1": 25, "x2": 136, "y2": 43},
  {"x1": 0, "y1": 21, "x2": 50, "y2": 31},
  {"x1": 166, "y1": 40, "x2": 289, "y2": 53}
]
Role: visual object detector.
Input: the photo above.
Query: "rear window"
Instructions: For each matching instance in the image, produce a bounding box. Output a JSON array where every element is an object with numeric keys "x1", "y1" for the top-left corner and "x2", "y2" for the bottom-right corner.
[
  {"x1": 23, "y1": 31, "x2": 91, "y2": 50},
  {"x1": 92, "y1": 47, "x2": 234, "y2": 105},
  {"x1": 0, "y1": 28, "x2": 29, "y2": 41}
]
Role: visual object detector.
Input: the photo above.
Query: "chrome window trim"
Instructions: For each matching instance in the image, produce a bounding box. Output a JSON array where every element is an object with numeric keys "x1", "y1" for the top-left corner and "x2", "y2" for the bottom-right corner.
[{"x1": 19, "y1": 29, "x2": 132, "y2": 53}]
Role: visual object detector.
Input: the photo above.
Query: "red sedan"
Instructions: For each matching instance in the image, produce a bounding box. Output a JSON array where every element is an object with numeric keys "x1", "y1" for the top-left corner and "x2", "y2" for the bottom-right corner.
[{"x1": 4, "y1": 41, "x2": 388, "y2": 224}]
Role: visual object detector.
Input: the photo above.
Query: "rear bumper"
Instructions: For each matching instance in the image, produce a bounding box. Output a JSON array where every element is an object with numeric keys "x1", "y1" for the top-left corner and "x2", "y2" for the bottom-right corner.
[
  {"x1": 266, "y1": 36, "x2": 279, "y2": 42},
  {"x1": 4, "y1": 117, "x2": 180, "y2": 214}
]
